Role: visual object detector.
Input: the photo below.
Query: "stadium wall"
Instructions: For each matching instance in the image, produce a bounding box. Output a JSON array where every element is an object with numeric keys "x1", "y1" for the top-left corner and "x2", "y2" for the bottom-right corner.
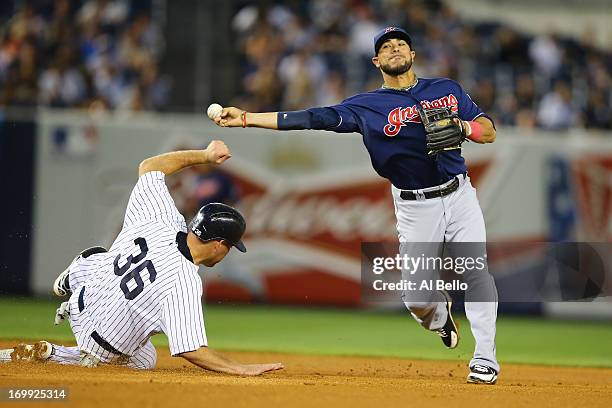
[{"x1": 28, "y1": 110, "x2": 611, "y2": 316}]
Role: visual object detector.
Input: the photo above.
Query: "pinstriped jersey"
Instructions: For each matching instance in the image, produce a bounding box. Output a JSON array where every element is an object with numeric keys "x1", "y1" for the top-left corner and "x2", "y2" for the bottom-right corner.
[{"x1": 71, "y1": 171, "x2": 207, "y2": 357}]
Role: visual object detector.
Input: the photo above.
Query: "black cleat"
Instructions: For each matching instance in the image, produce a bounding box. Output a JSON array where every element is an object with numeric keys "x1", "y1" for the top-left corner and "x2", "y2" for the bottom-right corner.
[
  {"x1": 436, "y1": 290, "x2": 459, "y2": 349},
  {"x1": 53, "y1": 246, "x2": 107, "y2": 296}
]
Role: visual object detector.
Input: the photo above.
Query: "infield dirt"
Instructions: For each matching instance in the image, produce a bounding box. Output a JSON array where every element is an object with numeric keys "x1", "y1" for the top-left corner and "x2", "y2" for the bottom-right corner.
[{"x1": 0, "y1": 341, "x2": 611, "y2": 408}]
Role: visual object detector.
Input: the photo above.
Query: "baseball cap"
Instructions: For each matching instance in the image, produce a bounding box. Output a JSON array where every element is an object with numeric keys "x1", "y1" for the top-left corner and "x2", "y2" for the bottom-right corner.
[
  {"x1": 189, "y1": 203, "x2": 247, "y2": 252},
  {"x1": 374, "y1": 27, "x2": 413, "y2": 55}
]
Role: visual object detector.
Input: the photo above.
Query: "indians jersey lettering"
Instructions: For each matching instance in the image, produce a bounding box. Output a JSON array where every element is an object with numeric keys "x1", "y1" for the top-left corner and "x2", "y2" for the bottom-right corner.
[
  {"x1": 322, "y1": 77, "x2": 490, "y2": 189},
  {"x1": 384, "y1": 94, "x2": 460, "y2": 137}
]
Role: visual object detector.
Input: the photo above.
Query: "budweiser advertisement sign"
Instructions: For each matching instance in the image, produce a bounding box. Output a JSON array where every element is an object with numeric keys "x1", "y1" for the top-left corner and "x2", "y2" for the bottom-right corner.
[
  {"x1": 201, "y1": 154, "x2": 491, "y2": 306},
  {"x1": 573, "y1": 155, "x2": 611, "y2": 241}
]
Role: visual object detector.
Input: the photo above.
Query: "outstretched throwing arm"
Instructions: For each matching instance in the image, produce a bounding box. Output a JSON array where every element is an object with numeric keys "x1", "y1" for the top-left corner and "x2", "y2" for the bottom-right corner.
[
  {"x1": 213, "y1": 106, "x2": 352, "y2": 133},
  {"x1": 215, "y1": 108, "x2": 279, "y2": 129}
]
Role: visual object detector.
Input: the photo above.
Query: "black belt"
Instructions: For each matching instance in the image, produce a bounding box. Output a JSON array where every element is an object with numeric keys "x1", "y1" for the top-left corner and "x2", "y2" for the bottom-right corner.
[
  {"x1": 77, "y1": 287, "x2": 124, "y2": 356},
  {"x1": 91, "y1": 331, "x2": 124, "y2": 355},
  {"x1": 400, "y1": 177, "x2": 460, "y2": 200}
]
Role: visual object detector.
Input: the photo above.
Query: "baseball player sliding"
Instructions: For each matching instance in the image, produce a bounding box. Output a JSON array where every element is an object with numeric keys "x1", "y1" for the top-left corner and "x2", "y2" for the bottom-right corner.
[
  {"x1": 212, "y1": 27, "x2": 499, "y2": 384},
  {"x1": 0, "y1": 141, "x2": 283, "y2": 376}
]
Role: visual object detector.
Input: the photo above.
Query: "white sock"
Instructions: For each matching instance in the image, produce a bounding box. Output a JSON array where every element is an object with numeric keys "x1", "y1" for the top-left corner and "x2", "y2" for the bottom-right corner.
[{"x1": 48, "y1": 344, "x2": 81, "y2": 365}]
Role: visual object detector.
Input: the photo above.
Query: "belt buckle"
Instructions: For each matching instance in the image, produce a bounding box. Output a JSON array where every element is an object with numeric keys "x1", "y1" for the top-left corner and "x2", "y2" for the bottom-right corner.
[{"x1": 415, "y1": 190, "x2": 426, "y2": 201}]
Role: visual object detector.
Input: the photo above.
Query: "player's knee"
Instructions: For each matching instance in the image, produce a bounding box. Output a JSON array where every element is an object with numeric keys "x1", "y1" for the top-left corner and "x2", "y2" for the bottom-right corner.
[
  {"x1": 461, "y1": 267, "x2": 493, "y2": 285},
  {"x1": 128, "y1": 345, "x2": 157, "y2": 370},
  {"x1": 401, "y1": 289, "x2": 439, "y2": 309},
  {"x1": 128, "y1": 356, "x2": 156, "y2": 370}
]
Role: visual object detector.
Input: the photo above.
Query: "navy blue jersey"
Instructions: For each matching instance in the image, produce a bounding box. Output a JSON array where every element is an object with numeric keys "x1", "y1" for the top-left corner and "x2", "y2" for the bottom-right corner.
[{"x1": 325, "y1": 78, "x2": 488, "y2": 190}]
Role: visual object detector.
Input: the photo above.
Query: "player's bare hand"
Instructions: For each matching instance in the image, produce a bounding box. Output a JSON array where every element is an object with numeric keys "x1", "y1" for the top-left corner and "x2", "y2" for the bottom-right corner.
[
  {"x1": 215, "y1": 107, "x2": 244, "y2": 127},
  {"x1": 240, "y1": 362, "x2": 284, "y2": 376},
  {"x1": 205, "y1": 140, "x2": 231, "y2": 164}
]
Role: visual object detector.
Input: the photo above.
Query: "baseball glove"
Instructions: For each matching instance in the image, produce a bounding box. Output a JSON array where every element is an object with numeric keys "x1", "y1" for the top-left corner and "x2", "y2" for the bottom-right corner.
[{"x1": 417, "y1": 106, "x2": 467, "y2": 155}]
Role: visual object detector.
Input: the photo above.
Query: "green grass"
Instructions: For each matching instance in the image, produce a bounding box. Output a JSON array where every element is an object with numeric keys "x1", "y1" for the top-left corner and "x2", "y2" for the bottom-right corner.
[{"x1": 1, "y1": 297, "x2": 611, "y2": 368}]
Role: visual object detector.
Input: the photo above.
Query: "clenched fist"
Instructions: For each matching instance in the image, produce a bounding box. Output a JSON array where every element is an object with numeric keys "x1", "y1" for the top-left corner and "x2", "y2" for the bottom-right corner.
[
  {"x1": 205, "y1": 140, "x2": 231, "y2": 164},
  {"x1": 214, "y1": 107, "x2": 244, "y2": 127}
]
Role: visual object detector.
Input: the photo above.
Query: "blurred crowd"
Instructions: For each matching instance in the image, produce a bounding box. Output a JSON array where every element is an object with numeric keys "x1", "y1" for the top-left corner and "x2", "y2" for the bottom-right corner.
[
  {"x1": 231, "y1": 0, "x2": 612, "y2": 131},
  {"x1": 1, "y1": 0, "x2": 610, "y2": 129},
  {"x1": 0, "y1": 0, "x2": 170, "y2": 113}
]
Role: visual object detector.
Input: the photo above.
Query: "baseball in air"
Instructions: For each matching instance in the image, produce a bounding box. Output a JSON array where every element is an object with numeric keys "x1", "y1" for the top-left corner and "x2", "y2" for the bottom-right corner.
[{"x1": 207, "y1": 103, "x2": 223, "y2": 120}]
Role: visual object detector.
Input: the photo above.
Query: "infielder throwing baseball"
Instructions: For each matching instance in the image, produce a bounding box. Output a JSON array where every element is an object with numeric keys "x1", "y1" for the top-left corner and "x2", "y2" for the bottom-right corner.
[
  {"x1": 0, "y1": 141, "x2": 283, "y2": 376},
  {"x1": 213, "y1": 27, "x2": 499, "y2": 384}
]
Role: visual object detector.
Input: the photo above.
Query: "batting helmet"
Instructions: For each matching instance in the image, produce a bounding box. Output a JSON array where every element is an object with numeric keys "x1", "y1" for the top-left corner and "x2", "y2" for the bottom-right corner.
[{"x1": 188, "y1": 203, "x2": 247, "y2": 252}]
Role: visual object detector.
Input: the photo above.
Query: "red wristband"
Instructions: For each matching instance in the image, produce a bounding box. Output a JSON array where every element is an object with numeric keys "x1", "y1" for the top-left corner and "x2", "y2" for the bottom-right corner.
[
  {"x1": 241, "y1": 111, "x2": 247, "y2": 128},
  {"x1": 466, "y1": 121, "x2": 483, "y2": 142}
]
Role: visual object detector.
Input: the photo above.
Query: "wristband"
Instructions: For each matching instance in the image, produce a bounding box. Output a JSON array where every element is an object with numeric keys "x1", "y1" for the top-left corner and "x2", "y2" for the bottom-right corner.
[
  {"x1": 466, "y1": 120, "x2": 483, "y2": 142},
  {"x1": 241, "y1": 111, "x2": 247, "y2": 128}
]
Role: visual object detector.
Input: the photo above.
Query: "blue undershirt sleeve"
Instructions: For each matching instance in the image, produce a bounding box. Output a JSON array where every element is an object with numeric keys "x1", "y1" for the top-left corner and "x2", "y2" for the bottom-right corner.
[{"x1": 277, "y1": 106, "x2": 360, "y2": 133}]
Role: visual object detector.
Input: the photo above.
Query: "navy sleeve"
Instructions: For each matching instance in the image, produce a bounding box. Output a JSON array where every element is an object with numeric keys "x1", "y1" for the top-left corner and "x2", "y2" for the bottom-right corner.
[
  {"x1": 454, "y1": 81, "x2": 496, "y2": 128},
  {"x1": 454, "y1": 82, "x2": 485, "y2": 122},
  {"x1": 278, "y1": 108, "x2": 337, "y2": 130},
  {"x1": 277, "y1": 106, "x2": 360, "y2": 133},
  {"x1": 324, "y1": 104, "x2": 360, "y2": 133}
]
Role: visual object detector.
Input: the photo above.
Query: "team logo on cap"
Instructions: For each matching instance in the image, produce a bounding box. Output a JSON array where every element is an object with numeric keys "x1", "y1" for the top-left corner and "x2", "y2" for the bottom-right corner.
[{"x1": 384, "y1": 27, "x2": 399, "y2": 33}]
